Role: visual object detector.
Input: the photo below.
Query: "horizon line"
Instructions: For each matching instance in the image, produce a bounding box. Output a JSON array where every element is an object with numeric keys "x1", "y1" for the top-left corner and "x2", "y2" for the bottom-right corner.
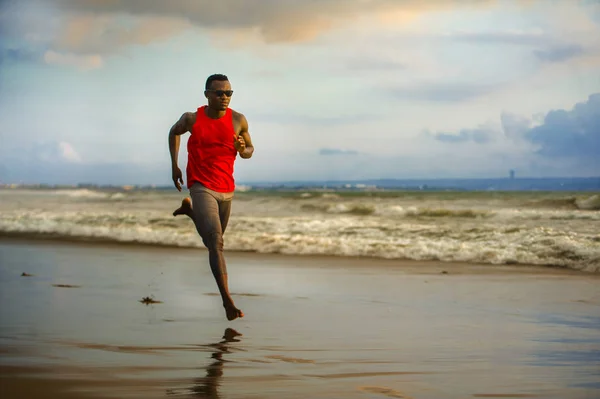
[{"x1": 1, "y1": 175, "x2": 599, "y2": 188}]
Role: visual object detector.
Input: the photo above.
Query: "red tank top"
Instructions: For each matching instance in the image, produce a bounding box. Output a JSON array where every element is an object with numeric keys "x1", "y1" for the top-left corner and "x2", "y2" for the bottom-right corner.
[{"x1": 186, "y1": 106, "x2": 237, "y2": 192}]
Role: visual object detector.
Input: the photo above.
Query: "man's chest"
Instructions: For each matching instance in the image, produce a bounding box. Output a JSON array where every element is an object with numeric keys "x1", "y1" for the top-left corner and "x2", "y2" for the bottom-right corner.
[
  {"x1": 192, "y1": 119, "x2": 237, "y2": 147},
  {"x1": 193, "y1": 113, "x2": 239, "y2": 132}
]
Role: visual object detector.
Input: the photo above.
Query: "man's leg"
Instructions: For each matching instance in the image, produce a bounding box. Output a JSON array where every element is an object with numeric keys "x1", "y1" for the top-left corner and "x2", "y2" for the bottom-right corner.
[
  {"x1": 173, "y1": 197, "x2": 193, "y2": 219},
  {"x1": 219, "y1": 197, "x2": 231, "y2": 234},
  {"x1": 190, "y1": 190, "x2": 243, "y2": 321},
  {"x1": 214, "y1": 197, "x2": 238, "y2": 318},
  {"x1": 172, "y1": 191, "x2": 231, "y2": 229}
]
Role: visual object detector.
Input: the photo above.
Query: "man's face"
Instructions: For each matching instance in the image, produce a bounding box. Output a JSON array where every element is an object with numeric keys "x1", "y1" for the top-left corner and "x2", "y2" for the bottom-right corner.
[{"x1": 205, "y1": 80, "x2": 233, "y2": 111}]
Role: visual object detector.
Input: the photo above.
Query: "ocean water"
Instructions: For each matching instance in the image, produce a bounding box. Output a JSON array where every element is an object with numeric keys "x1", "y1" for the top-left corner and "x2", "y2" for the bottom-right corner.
[{"x1": 0, "y1": 187, "x2": 599, "y2": 273}]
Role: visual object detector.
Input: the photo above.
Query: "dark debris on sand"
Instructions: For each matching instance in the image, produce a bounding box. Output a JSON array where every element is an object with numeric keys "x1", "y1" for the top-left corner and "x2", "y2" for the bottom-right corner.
[{"x1": 140, "y1": 295, "x2": 163, "y2": 305}]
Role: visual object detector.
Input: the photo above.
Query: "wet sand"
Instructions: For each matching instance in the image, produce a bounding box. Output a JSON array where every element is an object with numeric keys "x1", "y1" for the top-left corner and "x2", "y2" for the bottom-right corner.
[{"x1": 1, "y1": 238, "x2": 599, "y2": 398}]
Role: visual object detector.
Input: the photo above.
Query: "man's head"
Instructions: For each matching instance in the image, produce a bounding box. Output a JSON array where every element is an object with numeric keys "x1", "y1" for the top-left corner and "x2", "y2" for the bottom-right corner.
[{"x1": 204, "y1": 74, "x2": 233, "y2": 111}]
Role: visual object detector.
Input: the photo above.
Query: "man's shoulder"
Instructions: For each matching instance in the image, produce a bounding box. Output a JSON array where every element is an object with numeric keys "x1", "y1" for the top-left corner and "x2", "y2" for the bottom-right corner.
[
  {"x1": 230, "y1": 108, "x2": 245, "y2": 118},
  {"x1": 230, "y1": 109, "x2": 246, "y2": 122},
  {"x1": 184, "y1": 110, "x2": 198, "y2": 123}
]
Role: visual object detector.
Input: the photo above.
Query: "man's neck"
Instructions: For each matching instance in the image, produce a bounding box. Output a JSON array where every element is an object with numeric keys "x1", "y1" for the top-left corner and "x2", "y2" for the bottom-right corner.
[{"x1": 204, "y1": 106, "x2": 226, "y2": 119}]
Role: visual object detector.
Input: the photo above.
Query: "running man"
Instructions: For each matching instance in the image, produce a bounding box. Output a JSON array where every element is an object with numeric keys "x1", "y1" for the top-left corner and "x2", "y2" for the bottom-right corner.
[{"x1": 168, "y1": 74, "x2": 254, "y2": 321}]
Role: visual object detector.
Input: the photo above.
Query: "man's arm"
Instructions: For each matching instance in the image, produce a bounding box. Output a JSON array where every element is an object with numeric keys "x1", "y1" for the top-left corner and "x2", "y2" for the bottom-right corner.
[
  {"x1": 169, "y1": 112, "x2": 193, "y2": 167},
  {"x1": 236, "y1": 114, "x2": 254, "y2": 159},
  {"x1": 168, "y1": 112, "x2": 194, "y2": 191}
]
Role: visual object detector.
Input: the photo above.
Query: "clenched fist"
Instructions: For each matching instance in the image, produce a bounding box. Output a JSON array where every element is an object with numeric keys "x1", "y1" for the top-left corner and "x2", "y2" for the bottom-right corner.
[{"x1": 234, "y1": 134, "x2": 246, "y2": 153}]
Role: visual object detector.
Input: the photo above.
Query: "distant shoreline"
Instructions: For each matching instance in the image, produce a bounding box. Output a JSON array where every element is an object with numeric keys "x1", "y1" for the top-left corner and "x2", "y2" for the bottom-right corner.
[{"x1": 1, "y1": 176, "x2": 599, "y2": 192}]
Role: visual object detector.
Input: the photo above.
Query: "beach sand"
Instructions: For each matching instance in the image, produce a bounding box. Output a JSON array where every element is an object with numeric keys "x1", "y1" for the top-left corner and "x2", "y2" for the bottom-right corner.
[{"x1": 0, "y1": 238, "x2": 599, "y2": 398}]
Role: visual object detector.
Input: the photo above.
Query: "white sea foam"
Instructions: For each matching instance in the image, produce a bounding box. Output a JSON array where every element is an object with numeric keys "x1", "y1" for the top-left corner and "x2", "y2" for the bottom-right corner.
[
  {"x1": 50, "y1": 189, "x2": 110, "y2": 199},
  {"x1": 1, "y1": 210, "x2": 598, "y2": 273},
  {"x1": 1, "y1": 189, "x2": 598, "y2": 273},
  {"x1": 576, "y1": 194, "x2": 600, "y2": 210},
  {"x1": 301, "y1": 200, "x2": 600, "y2": 222}
]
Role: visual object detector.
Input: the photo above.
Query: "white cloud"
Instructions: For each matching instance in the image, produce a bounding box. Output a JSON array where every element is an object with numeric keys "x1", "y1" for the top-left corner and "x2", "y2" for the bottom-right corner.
[
  {"x1": 43, "y1": 50, "x2": 103, "y2": 70},
  {"x1": 59, "y1": 141, "x2": 82, "y2": 163},
  {"x1": 1, "y1": 0, "x2": 598, "y2": 183}
]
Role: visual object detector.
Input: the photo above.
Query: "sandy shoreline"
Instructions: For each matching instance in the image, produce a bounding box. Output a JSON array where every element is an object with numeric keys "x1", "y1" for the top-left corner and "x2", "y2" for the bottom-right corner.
[
  {"x1": 1, "y1": 238, "x2": 599, "y2": 398},
  {"x1": 0, "y1": 235, "x2": 592, "y2": 276}
]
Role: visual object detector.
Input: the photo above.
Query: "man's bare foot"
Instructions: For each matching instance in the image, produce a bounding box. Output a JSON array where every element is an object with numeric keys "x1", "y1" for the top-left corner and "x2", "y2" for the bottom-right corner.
[
  {"x1": 224, "y1": 304, "x2": 244, "y2": 321},
  {"x1": 173, "y1": 197, "x2": 192, "y2": 217}
]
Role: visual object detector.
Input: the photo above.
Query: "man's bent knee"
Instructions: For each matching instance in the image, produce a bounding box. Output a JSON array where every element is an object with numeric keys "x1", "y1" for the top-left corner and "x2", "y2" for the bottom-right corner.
[{"x1": 202, "y1": 231, "x2": 224, "y2": 252}]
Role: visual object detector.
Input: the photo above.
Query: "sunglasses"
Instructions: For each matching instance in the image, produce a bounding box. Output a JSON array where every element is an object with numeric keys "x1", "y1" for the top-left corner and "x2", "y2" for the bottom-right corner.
[{"x1": 207, "y1": 89, "x2": 234, "y2": 97}]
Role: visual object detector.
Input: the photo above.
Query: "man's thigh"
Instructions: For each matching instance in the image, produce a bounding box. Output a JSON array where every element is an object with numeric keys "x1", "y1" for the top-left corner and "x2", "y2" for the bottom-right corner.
[
  {"x1": 190, "y1": 189, "x2": 222, "y2": 237},
  {"x1": 219, "y1": 199, "x2": 232, "y2": 234}
]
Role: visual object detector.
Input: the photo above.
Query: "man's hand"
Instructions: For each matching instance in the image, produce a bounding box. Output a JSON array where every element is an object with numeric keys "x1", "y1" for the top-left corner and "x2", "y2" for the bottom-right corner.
[
  {"x1": 172, "y1": 166, "x2": 183, "y2": 191},
  {"x1": 234, "y1": 134, "x2": 246, "y2": 153}
]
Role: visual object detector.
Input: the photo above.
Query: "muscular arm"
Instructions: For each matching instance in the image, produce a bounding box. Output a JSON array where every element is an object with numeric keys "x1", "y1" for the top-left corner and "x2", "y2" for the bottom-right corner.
[
  {"x1": 168, "y1": 112, "x2": 194, "y2": 167},
  {"x1": 168, "y1": 112, "x2": 194, "y2": 191},
  {"x1": 237, "y1": 113, "x2": 254, "y2": 159}
]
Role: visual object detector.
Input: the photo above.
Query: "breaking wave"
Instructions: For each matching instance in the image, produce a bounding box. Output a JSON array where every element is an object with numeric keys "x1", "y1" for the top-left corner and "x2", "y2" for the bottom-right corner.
[
  {"x1": 23, "y1": 189, "x2": 129, "y2": 201},
  {"x1": 1, "y1": 188, "x2": 598, "y2": 273},
  {"x1": 300, "y1": 202, "x2": 599, "y2": 222},
  {"x1": 526, "y1": 194, "x2": 600, "y2": 210},
  {"x1": 576, "y1": 195, "x2": 600, "y2": 210},
  {"x1": 1, "y1": 210, "x2": 598, "y2": 273}
]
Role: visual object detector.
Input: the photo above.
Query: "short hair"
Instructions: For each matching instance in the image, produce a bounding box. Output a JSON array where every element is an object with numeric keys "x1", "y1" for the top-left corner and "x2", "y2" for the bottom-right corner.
[{"x1": 205, "y1": 74, "x2": 229, "y2": 90}]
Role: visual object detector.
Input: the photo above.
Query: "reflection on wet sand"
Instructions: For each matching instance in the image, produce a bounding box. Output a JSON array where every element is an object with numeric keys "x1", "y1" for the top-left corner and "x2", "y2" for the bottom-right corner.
[
  {"x1": 168, "y1": 328, "x2": 242, "y2": 398},
  {"x1": 2, "y1": 240, "x2": 600, "y2": 399}
]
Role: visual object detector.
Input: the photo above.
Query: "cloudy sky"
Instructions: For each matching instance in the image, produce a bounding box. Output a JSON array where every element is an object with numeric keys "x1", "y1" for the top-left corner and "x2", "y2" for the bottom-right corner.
[{"x1": 1, "y1": 0, "x2": 599, "y2": 185}]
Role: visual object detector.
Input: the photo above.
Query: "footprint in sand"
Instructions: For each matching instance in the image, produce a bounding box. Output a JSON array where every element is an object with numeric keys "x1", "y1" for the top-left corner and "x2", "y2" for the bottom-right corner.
[{"x1": 359, "y1": 386, "x2": 412, "y2": 399}]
